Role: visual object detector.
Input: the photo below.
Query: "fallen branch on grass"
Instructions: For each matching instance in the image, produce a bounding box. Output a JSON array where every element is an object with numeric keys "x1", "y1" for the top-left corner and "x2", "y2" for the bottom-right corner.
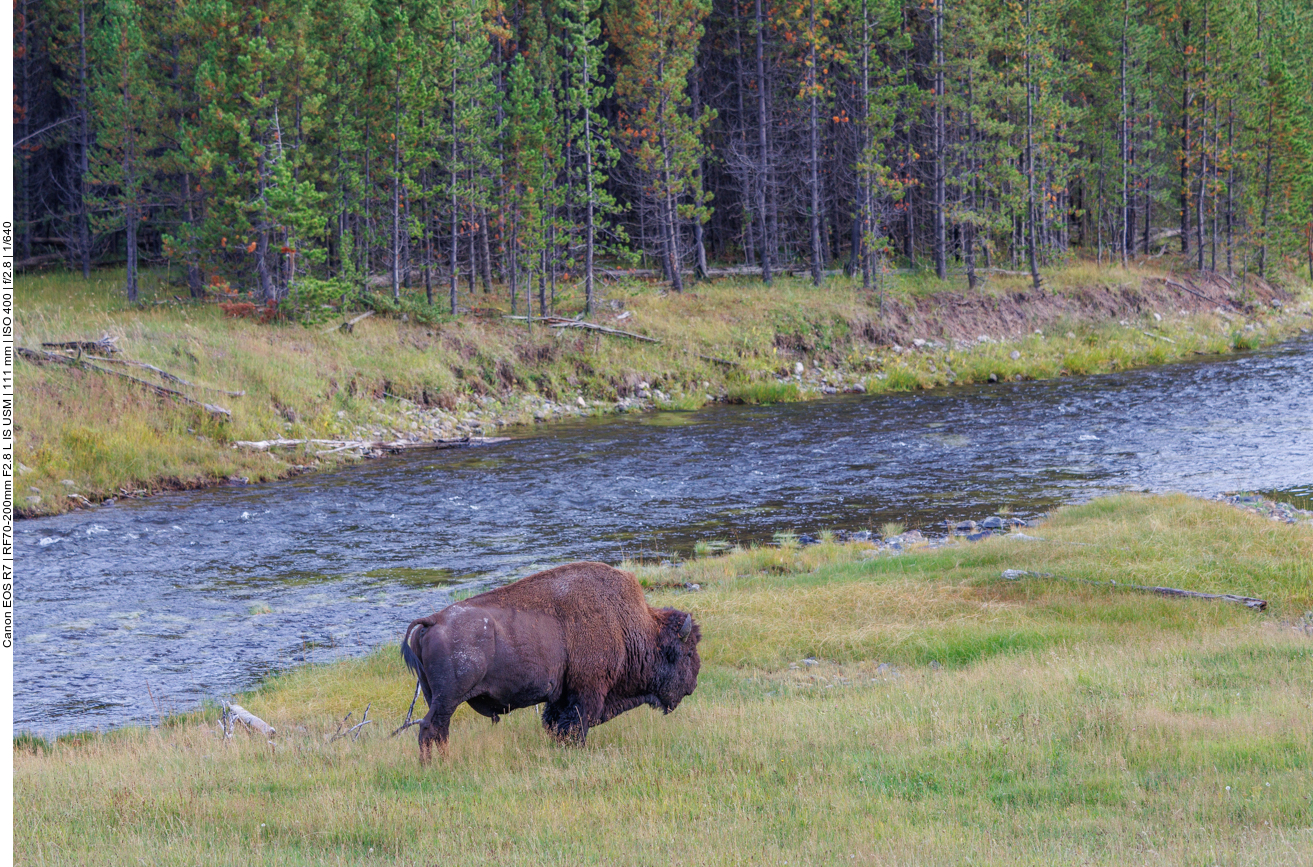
[
  {"x1": 221, "y1": 701, "x2": 277, "y2": 739},
  {"x1": 1140, "y1": 330, "x2": 1177, "y2": 344},
  {"x1": 329, "y1": 703, "x2": 373, "y2": 742},
  {"x1": 41, "y1": 334, "x2": 119, "y2": 354},
  {"x1": 72, "y1": 354, "x2": 246, "y2": 397},
  {"x1": 18, "y1": 347, "x2": 231, "y2": 418},
  {"x1": 391, "y1": 679, "x2": 424, "y2": 737},
  {"x1": 506, "y1": 315, "x2": 740, "y2": 367},
  {"x1": 1001, "y1": 569, "x2": 1268, "y2": 610},
  {"x1": 1148, "y1": 276, "x2": 1227, "y2": 307},
  {"x1": 549, "y1": 319, "x2": 663, "y2": 344},
  {"x1": 326, "y1": 310, "x2": 373, "y2": 333},
  {"x1": 232, "y1": 435, "x2": 509, "y2": 452},
  {"x1": 505, "y1": 314, "x2": 663, "y2": 344}
]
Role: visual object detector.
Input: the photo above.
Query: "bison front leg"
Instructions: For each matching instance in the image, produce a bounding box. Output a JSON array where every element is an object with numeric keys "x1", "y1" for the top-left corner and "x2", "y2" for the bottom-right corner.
[{"x1": 542, "y1": 692, "x2": 603, "y2": 746}]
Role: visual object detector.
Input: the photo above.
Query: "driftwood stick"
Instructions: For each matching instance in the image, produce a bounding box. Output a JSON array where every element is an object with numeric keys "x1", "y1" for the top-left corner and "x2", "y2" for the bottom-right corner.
[
  {"x1": 1140, "y1": 330, "x2": 1177, "y2": 344},
  {"x1": 234, "y1": 435, "x2": 509, "y2": 452},
  {"x1": 548, "y1": 320, "x2": 663, "y2": 344},
  {"x1": 391, "y1": 679, "x2": 424, "y2": 737},
  {"x1": 597, "y1": 264, "x2": 764, "y2": 281},
  {"x1": 505, "y1": 314, "x2": 664, "y2": 345},
  {"x1": 18, "y1": 347, "x2": 231, "y2": 418},
  {"x1": 1148, "y1": 276, "x2": 1225, "y2": 306},
  {"x1": 76, "y1": 354, "x2": 246, "y2": 397},
  {"x1": 510, "y1": 315, "x2": 735, "y2": 362},
  {"x1": 326, "y1": 310, "x2": 374, "y2": 334},
  {"x1": 331, "y1": 710, "x2": 354, "y2": 740},
  {"x1": 314, "y1": 444, "x2": 359, "y2": 457},
  {"x1": 1001, "y1": 569, "x2": 1268, "y2": 610},
  {"x1": 330, "y1": 703, "x2": 373, "y2": 742},
  {"x1": 41, "y1": 334, "x2": 118, "y2": 354},
  {"x1": 221, "y1": 701, "x2": 277, "y2": 738},
  {"x1": 349, "y1": 703, "x2": 373, "y2": 741}
]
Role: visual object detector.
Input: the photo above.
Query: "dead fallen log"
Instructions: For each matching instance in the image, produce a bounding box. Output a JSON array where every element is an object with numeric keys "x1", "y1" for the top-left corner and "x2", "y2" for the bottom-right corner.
[
  {"x1": 41, "y1": 333, "x2": 119, "y2": 354},
  {"x1": 508, "y1": 315, "x2": 739, "y2": 364},
  {"x1": 326, "y1": 310, "x2": 374, "y2": 333},
  {"x1": 1001, "y1": 569, "x2": 1268, "y2": 610},
  {"x1": 598, "y1": 264, "x2": 762, "y2": 281},
  {"x1": 74, "y1": 354, "x2": 246, "y2": 397},
  {"x1": 1140, "y1": 330, "x2": 1177, "y2": 344},
  {"x1": 505, "y1": 315, "x2": 663, "y2": 344},
  {"x1": 391, "y1": 679, "x2": 424, "y2": 737},
  {"x1": 232, "y1": 435, "x2": 509, "y2": 453},
  {"x1": 18, "y1": 347, "x2": 231, "y2": 418},
  {"x1": 1147, "y1": 276, "x2": 1227, "y2": 306},
  {"x1": 548, "y1": 319, "x2": 663, "y2": 344},
  {"x1": 221, "y1": 701, "x2": 276, "y2": 739},
  {"x1": 18, "y1": 252, "x2": 71, "y2": 270},
  {"x1": 329, "y1": 702, "x2": 373, "y2": 742},
  {"x1": 596, "y1": 264, "x2": 843, "y2": 281}
]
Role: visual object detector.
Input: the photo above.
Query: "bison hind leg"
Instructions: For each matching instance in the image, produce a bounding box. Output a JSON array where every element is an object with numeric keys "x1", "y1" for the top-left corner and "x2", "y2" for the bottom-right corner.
[{"x1": 416, "y1": 707, "x2": 454, "y2": 766}]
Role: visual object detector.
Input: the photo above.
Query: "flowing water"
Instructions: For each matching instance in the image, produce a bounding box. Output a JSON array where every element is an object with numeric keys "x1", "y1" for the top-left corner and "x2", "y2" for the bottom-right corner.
[{"x1": 17, "y1": 336, "x2": 1313, "y2": 735}]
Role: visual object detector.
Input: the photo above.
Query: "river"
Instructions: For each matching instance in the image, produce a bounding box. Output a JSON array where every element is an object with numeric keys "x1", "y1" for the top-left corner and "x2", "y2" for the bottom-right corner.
[{"x1": 17, "y1": 335, "x2": 1313, "y2": 735}]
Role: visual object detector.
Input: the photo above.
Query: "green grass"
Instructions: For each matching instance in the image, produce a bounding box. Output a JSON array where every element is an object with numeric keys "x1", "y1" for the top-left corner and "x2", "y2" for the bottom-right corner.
[
  {"x1": 15, "y1": 263, "x2": 1312, "y2": 516},
  {"x1": 724, "y1": 379, "x2": 802, "y2": 404},
  {"x1": 16, "y1": 494, "x2": 1313, "y2": 865}
]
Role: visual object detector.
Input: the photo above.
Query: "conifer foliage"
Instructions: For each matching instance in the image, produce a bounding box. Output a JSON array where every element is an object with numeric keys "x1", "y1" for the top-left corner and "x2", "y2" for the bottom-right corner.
[{"x1": 13, "y1": 0, "x2": 1313, "y2": 304}]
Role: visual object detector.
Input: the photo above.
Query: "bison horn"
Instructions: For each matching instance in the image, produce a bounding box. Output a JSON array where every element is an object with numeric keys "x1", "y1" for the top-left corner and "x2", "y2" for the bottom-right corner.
[{"x1": 679, "y1": 614, "x2": 693, "y2": 641}]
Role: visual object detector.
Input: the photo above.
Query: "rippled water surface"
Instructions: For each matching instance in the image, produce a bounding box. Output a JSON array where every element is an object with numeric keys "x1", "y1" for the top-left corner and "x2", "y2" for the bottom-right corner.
[{"x1": 18, "y1": 336, "x2": 1313, "y2": 734}]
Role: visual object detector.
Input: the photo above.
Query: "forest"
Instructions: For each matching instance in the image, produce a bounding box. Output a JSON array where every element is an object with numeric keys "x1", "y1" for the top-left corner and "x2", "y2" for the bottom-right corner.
[{"x1": 12, "y1": 0, "x2": 1313, "y2": 314}]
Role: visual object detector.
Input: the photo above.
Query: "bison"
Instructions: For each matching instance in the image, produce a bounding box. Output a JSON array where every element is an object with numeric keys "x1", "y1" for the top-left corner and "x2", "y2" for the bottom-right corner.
[{"x1": 400, "y1": 561, "x2": 702, "y2": 763}]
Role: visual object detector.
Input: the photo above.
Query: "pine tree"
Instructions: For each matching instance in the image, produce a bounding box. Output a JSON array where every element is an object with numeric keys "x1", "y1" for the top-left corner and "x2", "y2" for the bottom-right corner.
[
  {"x1": 503, "y1": 53, "x2": 551, "y2": 316},
  {"x1": 437, "y1": 0, "x2": 499, "y2": 314},
  {"x1": 86, "y1": 0, "x2": 157, "y2": 302},
  {"x1": 609, "y1": 0, "x2": 714, "y2": 292},
  {"x1": 558, "y1": 0, "x2": 625, "y2": 314}
]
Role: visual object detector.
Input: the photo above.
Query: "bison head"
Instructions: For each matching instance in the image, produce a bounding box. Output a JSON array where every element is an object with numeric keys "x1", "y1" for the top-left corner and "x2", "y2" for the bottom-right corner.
[{"x1": 654, "y1": 608, "x2": 702, "y2": 713}]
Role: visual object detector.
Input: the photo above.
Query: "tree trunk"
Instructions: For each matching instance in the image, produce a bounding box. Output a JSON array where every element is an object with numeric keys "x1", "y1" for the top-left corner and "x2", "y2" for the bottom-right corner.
[
  {"x1": 691, "y1": 64, "x2": 709, "y2": 281},
  {"x1": 1120, "y1": 0, "x2": 1130, "y2": 266},
  {"x1": 449, "y1": 39, "x2": 459, "y2": 316},
  {"x1": 584, "y1": 49, "x2": 597, "y2": 313},
  {"x1": 1024, "y1": 0, "x2": 1041, "y2": 290},
  {"x1": 1179, "y1": 17, "x2": 1191, "y2": 257},
  {"x1": 392, "y1": 69, "x2": 402, "y2": 301},
  {"x1": 808, "y1": 0, "x2": 823, "y2": 286},
  {"x1": 933, "y1": 0, "x2": 946, "y2": 280},
  {"x1": 77, "y1": 1, "x2": 92, "y2": 278},
  {"x1": 755, "y1": 0, "x2": 772, "y2": 283}
]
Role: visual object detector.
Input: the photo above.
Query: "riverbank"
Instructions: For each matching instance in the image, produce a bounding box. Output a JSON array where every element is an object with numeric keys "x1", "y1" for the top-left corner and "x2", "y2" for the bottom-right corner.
[
  {"x1": 15, "y1": 261, "x2": 1313, "y2": 517},
  {"x1": 15, "y1": 493, "x2": 1313, "y2": 865}
]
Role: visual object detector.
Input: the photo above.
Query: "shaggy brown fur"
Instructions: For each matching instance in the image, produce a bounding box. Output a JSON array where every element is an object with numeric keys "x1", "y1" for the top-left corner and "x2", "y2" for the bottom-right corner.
[{"x1": 401, "y1": 561, "x2": 701, "y2": 764}]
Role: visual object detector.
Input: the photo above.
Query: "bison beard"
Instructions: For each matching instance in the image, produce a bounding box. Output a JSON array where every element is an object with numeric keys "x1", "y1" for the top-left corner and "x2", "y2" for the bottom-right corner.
[{"x1": 400, "y1": 561, "x2": 701, "y2": 763}]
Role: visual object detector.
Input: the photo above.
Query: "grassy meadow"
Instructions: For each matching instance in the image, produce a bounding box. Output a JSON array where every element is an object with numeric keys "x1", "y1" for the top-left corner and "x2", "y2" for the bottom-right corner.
[
  {"x1": 15, "y1": 261, "x2": 1313, "y2": 515},
  {"x1": 15, "y1": 494, "x2": 1313, "y2": 865}
]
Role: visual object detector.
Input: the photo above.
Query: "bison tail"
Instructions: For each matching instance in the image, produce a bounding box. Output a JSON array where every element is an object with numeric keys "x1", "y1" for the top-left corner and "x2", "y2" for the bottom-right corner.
[{"x1": 401, "y1": 617, "x2": 436, "y2": 707}]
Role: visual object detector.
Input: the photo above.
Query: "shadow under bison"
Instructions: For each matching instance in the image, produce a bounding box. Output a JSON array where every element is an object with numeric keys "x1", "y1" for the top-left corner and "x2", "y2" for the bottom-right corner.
[{"x1": 401, "y1": 561, "x2": 702, "y2": 763}]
